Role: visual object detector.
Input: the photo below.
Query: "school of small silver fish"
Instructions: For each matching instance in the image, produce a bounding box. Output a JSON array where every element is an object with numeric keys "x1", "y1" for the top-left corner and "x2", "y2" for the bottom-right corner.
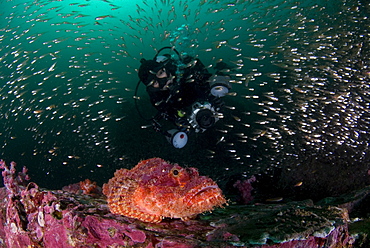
[{"x1": 0, "y1": 0, "x2": 369, "y2": 187}]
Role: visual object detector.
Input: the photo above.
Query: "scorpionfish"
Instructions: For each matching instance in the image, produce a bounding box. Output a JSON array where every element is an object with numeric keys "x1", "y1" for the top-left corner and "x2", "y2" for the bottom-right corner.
[{"x1": 103, "y1": 158, "x2": 226, "y2": 223}]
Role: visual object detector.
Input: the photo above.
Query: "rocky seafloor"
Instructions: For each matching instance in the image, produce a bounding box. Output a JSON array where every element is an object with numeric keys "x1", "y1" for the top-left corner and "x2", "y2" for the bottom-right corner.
[{"x1": 0, "y1": 161, "x2": 369, "y2": 248}]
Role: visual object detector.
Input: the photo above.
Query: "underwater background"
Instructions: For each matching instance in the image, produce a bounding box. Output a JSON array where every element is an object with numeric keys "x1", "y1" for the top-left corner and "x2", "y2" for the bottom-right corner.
[{"x1": 1, "y1": 0, "x2": 369, "y2": 200}]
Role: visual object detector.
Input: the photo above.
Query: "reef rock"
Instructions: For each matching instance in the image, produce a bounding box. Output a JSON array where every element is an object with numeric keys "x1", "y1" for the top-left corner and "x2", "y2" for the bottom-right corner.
[{"x1": 0, "y1": 160, "x2": 359, "y2": 247}]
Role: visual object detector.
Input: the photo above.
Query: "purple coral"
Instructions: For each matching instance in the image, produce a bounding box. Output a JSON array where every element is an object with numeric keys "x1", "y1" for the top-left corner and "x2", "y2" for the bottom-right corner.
[
  {"x1": 0, "y1": 161, "x2": 150, "y2": 248},
  {"x1": 0, "y1": 160, "x2": 30, "y2": 197},
  {"x1": 233, "y1": 176, "x2": 256, "y2": 204}
]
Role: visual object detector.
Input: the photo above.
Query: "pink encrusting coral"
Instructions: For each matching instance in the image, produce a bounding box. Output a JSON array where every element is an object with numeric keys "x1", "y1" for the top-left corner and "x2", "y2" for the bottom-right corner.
[{"x1": 0, "y1": 160, "x2": 148, "y2": 248}]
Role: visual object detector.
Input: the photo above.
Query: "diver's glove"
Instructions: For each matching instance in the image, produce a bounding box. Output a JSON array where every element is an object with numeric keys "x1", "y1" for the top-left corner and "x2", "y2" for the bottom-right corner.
[
  {"x1": 175, "y1": 118, "x2": 190, "y2": 132},
  {"x1": 151, "y1": 119, "x2": 162, "y2": 132},
  {"x1": 211, "y1": 96, "x2": 225, "y2": 111}
]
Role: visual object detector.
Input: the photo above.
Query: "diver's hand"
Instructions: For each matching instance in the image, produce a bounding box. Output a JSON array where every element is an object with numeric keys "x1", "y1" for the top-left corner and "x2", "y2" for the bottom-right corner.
[
  {"x1": 175, "y1": 118, "x2": 190, "y2": 132},
  {"x1": 152, "y1": 119, "x2": 162, "y2": 132},
  {"x1": 211, "y1": 97, "x2": 225, "y2": 111}
]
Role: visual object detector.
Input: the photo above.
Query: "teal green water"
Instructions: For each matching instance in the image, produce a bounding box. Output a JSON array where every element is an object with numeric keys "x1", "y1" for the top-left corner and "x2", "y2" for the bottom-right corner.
[{"x1": 0, "y1": 0, "x2": 369, "y2": 193}]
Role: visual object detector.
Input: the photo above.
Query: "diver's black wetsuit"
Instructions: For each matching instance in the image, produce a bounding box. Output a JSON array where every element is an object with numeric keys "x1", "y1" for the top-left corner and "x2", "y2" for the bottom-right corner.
[{"x1": 140, "y1": 56, "x2": 213, "y2": 121}]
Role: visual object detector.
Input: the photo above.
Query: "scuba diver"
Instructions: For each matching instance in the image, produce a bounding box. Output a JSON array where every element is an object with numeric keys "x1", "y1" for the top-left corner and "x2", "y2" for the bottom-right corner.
[{"x1": 136, "y1": 47, "x2": 231, "y2": 148}]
